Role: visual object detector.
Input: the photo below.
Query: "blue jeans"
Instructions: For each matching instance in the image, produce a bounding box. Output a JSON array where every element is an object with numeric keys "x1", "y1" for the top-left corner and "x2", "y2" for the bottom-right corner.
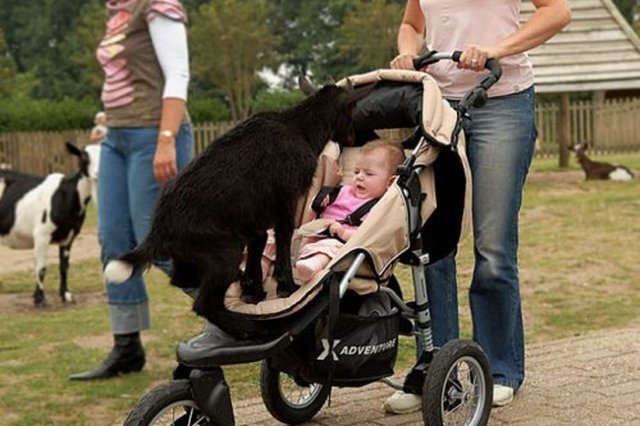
[
  {"x1": 426, "y1": 86, "x2": 536, "y2": 389},
  {"x1": 98, "y1": 123, "x2": 194, "y2": 333}
]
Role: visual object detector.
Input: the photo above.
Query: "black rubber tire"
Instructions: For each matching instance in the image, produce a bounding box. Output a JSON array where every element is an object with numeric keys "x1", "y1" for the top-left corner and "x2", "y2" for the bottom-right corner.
[
  {"x1": 123, "y1": 379, "x2": 207, "y2": 426},
  {"x1": 422, "y1": 339, "x2": 493, "y2": 426},
  {"x1": 260, "y1": 360, "x2": 330, "y2": 424}
]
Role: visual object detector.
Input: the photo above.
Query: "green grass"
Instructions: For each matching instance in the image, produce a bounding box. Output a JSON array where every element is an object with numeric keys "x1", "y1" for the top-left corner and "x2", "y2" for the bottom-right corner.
[{"x1": 1, "y1": 153, "x2": 639, "y2": 425}]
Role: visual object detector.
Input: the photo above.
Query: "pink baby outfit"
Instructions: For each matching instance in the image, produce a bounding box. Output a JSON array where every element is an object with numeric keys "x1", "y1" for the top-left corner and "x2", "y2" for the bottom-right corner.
[
  {"x1": 295, "y1": 186, "x2": 376, "y2": 282},
  {"x1": 97, "y1": 0, "x2": 188, "y2": 126},
  {"x1": 419, "y1": 0, "x2": 534, "y2": 99}
]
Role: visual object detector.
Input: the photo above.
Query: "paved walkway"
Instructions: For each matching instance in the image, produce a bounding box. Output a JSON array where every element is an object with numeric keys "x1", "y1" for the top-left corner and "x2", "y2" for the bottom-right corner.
[{"x1": 233, "y1": 327, "x2": 640, "y2": 425}]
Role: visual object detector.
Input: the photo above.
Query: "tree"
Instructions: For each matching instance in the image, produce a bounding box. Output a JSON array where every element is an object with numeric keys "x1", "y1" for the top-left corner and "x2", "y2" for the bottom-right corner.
[
  {"x1": 0, "y1": 29, "x2": 36, "y2": 98},
  {"x1": 60, "y1": 0, "x2": 105, "y2": 100},
  {"x1": 0, "y1": 29, "x2": 17, "y2": 97},
  {"x1": 613, "y1": 0, "x2": 635, "y2": 23},
  {"x1": 190, "y1": 0, "x2": 279, "y2": 120},
  {"x1": 335, "y1": 0, "x2": 404, "y2": 75}
]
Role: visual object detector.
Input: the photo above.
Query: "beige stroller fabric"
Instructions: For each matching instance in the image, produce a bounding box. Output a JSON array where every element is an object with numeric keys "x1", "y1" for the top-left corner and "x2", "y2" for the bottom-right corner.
[{"x1": 225, "y1": 69, "x2": 472, "y2": 318}]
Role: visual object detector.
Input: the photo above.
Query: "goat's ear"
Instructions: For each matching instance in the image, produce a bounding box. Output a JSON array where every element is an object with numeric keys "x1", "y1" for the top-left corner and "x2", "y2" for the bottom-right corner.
[
  {"x1": 65, "y1": 142, "x2": 83, "y2": 157},
  {"x1": 340, "y1": 82, "x2": 377, "y2": 106},
  {"x1": 298, "y1": 75, "x2": 317, "y2": 96}
]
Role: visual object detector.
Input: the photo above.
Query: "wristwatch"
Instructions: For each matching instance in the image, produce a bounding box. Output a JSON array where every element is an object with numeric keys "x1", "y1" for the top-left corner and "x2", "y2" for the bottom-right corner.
[{"x1": 159, "y1": 129, "x2": 174, "y2": 139}]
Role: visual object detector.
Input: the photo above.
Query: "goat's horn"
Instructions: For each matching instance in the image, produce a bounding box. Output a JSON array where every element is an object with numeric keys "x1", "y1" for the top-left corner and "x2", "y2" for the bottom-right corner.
[{"x1": 298, "y1": 75, "x2": 317, "y2": 96}]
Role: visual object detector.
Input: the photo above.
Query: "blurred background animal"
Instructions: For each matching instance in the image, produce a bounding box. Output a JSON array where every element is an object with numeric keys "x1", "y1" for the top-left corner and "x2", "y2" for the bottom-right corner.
[
  {"x1": 570, "y1": 142, "x2": 634, "y2": 181},
  {"x1": 0, "y1": 142, "x2": 100, "y2": 306}
]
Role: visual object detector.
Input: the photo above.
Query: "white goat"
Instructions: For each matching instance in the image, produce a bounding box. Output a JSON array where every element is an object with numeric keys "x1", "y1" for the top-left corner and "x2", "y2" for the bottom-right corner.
[{"x1": 0, "y1": 142, "x2": 100, "y2": 306}]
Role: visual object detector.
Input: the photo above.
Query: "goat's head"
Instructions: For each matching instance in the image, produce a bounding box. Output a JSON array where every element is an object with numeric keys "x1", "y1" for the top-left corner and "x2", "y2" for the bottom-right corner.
[
  {"x1": 65, "y1": 142, "x2": 92, "y2": 177},
  {"x1": 569, "y1": 141, "x2": 588, "y2": 157},
  {"x1": 298, "y1": 75, "x2": 376, "y2": 147}
]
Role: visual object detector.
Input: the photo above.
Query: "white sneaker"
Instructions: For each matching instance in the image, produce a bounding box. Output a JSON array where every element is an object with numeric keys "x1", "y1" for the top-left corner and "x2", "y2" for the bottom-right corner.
[
  {"x1": 492, "y1": 384, "x2": 514, "y2": 407},
  {"x1": 383, "y1": 390, "x2": 422, "y2": 414}
]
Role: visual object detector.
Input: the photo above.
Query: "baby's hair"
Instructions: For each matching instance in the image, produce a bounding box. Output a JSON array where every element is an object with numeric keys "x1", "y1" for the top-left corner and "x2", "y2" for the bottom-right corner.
[{"x1": 361, "y1": 139, "x2": 406, "y2": 174}]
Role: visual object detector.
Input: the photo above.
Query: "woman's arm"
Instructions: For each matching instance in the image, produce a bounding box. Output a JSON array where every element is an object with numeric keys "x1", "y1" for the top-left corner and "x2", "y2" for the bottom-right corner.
[
  {"x1": 390, "y1": 0, "x2": 425, "y2": 70},
  {"x1": 148, "y1": 15, "x2": 190, "y2": 184},
  {"x1": 459, "y1": 0, "x2": 571, "y2": 71}
]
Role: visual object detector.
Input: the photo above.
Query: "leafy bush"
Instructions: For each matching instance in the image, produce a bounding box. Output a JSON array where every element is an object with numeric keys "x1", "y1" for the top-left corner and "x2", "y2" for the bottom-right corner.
[
  {"x1": 0, "y1": 98, "x2": 100, "y2": 132},
  {"x1": 187, "y1": 96, "x2": 232, "y2": 123},
  {"x1": 250, "y1": 89, "x2": 305, "y2": 114}
]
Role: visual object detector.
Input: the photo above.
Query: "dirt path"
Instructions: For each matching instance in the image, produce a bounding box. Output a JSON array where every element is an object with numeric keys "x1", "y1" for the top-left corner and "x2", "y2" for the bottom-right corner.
[{"x1": 0, "y1": 230, "x2": 101, "y2": 276}]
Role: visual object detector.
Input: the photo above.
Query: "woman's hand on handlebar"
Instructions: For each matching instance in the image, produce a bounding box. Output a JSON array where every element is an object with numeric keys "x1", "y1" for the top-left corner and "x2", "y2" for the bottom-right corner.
[
  {"x1": 390, "y1": 53, "x2": 419, "y2": 70},
  {"x1": 458, "y1": 45, "x2": 503, "y2": 72}
]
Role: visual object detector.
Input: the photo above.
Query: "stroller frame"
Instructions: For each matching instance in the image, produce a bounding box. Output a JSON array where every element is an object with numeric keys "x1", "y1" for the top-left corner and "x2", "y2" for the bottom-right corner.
[{"x1": 122, "y1": 52, "x2": 502, "y2": 426}]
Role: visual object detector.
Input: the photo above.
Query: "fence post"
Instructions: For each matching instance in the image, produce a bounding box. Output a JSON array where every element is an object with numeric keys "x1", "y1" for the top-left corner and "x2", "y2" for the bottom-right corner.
[{"x1": 559, "y1": 93, "x2": 570, "y2": 168}]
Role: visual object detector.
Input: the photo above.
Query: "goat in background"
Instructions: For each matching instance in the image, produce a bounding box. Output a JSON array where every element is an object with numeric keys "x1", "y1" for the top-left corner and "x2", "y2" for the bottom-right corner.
[
  {"x1": 104, "y1": 76, "x2": 376, "y2": 338},
  {"x1": 0, "y1": 142, "x2": 100, "y2": 306},
  {"x1": 570, "y1": 142, "x2": 634, "y2": 181}
]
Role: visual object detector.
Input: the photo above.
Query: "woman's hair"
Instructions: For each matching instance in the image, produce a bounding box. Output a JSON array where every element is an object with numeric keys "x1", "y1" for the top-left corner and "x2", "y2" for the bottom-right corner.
[{"x1": 361, "y1": 139, "x2": 406, "y2": 174}]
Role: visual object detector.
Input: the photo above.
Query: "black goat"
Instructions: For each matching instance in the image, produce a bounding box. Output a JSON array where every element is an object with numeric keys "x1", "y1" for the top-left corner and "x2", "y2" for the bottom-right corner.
[
  {"x1": 104, "y1": 77, "x2": 375, "y2": 335},
  {"x1": 570, "y1": 142, "x2": 634, "y2": 181},
  {"x1": 0, "y1": 142, "x2": 98, "y2": 306}
]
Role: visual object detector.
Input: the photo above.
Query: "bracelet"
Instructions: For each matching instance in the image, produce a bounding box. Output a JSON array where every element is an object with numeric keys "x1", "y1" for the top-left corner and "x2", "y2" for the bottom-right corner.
[{"x1": 159, "y1": 129, "x2": 174, "y2": 138}]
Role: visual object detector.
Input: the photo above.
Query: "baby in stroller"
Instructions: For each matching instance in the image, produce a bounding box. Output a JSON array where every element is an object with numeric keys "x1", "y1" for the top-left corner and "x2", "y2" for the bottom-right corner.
[{"x1": 295, "y1": 139, "x2": 406, "y2": 282}]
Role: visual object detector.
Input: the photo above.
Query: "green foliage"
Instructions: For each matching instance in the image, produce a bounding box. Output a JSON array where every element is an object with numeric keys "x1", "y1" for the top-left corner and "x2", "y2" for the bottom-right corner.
[
  {"x1": 0, "y1": 98, "x2": 100, "y2": 132},
  {"x1": 613, "y1": 0, "x2": 635, "y2": 23},
  {"x1": 187, "y1": 96, "x2": 232, "y2": 123},
  {"x1": 60, "y1": 0, "x2": 105, "y2": 100},
  {"x1": 250, "y1": 89, "x2": 305, "y2": 114},
  {"x1": 335, "y1": 0, "x2": 404, "y2": 75},
  {"x1": 190, "y1": 0, "x2": 279, "y2": 120}
]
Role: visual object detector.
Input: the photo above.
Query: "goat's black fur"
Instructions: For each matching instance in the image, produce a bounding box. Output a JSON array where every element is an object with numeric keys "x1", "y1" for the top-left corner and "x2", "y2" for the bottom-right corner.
[{"x1": 109, "y1": 79, "x2": 375, "y2": 338}]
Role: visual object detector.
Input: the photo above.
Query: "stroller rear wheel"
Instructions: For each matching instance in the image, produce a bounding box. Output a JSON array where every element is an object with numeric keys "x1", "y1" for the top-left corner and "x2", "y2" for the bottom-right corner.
[
  {"x1": 123, "y1": 379, "x2": 209, "y2": 426},
  {"x1": 422, "y1": 339, "x2": 492, "y2": 426},
  {"x1": 260, "y1": 360, "x2": 330, "y2": 424}
]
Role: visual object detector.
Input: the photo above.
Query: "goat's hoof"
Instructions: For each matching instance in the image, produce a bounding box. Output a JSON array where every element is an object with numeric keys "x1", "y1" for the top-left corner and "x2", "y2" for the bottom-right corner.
[
  {"x1": 240, "y1": 290, "x2": 266, "y2": 305},
  {"x1": 62, "y1": 292, "x2": 75, "y2": 304},
  {"x1": 34, "y1": 298, "x2": 47, "y2": 308}
]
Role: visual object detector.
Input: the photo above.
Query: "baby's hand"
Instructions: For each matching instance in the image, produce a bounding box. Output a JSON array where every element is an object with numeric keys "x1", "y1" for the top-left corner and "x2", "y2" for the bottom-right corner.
[
  {"x1": 328, "y1": 221, "x2": 344, "y2": 239},
  {"x1": 321, "y1": 194, "x2": 331, "y2": 208}
]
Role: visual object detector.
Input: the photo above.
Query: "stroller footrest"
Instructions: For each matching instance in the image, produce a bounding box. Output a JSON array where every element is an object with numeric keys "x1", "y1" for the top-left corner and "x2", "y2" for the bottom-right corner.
[{"x1": 177, "y1": 326, "x2": 292, "y2": 368}]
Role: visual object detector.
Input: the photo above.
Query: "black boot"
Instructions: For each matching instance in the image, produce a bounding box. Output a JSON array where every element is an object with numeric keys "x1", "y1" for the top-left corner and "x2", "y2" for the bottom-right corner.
[{"x1": 69, "y1": 332, "x2": 145, "y2": 381}]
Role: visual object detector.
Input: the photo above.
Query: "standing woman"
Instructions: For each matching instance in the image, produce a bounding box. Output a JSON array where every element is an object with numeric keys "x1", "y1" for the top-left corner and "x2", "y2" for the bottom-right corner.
[
  {"x1": 70, "y1": 0, "x2": 193, "y2": 380},
  {"x1": 384, "y1": 0, "x2": 570, "y2": 411}
]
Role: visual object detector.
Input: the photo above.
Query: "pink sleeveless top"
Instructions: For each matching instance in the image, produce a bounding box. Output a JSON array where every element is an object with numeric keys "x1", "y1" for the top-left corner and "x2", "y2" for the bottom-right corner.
[
  {"x1": 320, "y1": 186, "x2": 374, "y2": 224},
  {"x1": 420, "y1": 0, "x2": 534, "y2": 99}
]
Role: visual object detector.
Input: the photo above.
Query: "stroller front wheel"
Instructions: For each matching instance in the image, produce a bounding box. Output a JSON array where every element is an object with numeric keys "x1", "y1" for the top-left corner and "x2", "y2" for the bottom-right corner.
[
  {"x1": 422, "y1": 339, "x2": 493, "y2": 426},
  {"x1": 260, "y1": 360, "x2": 330, "y2": 424},
  {"x1": 123, "y1": 379, "x2": 209, "y2": 426}
]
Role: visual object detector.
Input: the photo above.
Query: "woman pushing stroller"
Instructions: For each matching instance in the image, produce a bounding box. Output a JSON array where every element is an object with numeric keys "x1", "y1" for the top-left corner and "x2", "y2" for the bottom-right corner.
[{"x1": 384, "y1": 0, "x2": 571, "y2": 412}]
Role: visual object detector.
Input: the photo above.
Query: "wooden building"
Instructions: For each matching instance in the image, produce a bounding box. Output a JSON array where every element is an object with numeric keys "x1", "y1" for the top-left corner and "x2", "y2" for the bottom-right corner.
[{"x1": 523, "y1": 0, "x2": 640, "y2": 164}]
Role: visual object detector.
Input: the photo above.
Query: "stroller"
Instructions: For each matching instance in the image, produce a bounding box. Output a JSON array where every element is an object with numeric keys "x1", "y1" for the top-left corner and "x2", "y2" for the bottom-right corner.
[{"x1": 123, "y1": 52, "x2": 502, "y2": 426}]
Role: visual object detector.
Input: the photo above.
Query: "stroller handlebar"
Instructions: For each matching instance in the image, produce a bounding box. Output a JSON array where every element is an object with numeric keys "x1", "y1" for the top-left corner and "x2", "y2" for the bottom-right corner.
[
  {"x1": 412, "y1": 51, "x2": 502, "y2": 84},
  {"x1": 413, "y1": 50, "x2": 502, "y2": 116}
]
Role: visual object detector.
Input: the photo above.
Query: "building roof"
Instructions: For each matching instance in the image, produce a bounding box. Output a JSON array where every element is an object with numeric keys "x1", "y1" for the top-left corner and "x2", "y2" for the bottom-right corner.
[{"x1": 523, "y1": 0, "x2": 640, "y2": 93}]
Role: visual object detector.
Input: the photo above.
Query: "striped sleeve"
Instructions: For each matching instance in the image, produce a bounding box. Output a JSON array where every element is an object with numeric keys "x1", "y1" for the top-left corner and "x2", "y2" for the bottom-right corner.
[{"x1": 146, "y1": 0, "x2": 187, "y2": 24}]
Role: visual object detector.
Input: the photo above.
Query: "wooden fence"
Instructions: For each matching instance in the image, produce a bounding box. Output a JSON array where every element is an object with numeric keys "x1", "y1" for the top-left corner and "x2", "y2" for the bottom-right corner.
[
  {"x1": 535, "y1": 97, "x2": 640, "y2": 157},
  {"x1": 2, "y1": 98, "x2": 640, "y2": 176}
]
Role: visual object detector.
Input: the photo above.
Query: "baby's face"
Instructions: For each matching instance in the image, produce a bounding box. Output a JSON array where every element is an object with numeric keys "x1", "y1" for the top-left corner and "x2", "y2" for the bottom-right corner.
[{"x1": 352, "y1": 150, "x2": 393, "y2": 199}]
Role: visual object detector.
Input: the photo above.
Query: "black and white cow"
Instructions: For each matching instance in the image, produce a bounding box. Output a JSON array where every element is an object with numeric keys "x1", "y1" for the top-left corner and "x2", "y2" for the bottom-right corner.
[{"x1": 0, "y1": 142, "x2": 100, "y2": 306}]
